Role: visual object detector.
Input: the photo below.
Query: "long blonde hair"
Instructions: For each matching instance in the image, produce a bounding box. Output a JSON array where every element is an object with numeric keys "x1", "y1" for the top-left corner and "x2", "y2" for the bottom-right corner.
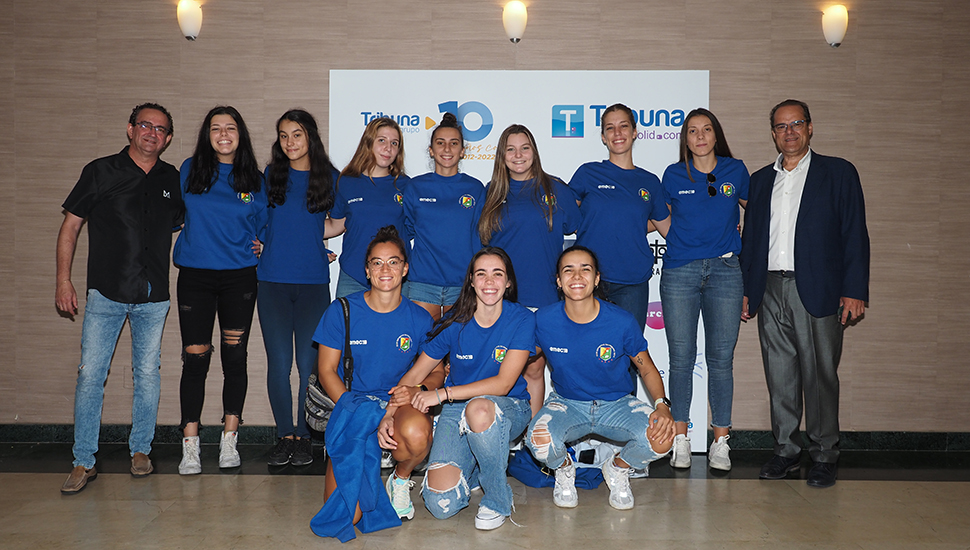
[
  {"x1": 478, "y1": 125, "x2": 556, "y2": 244},
  {"x1": 340, "y1": 117, "x2": 406, "y2": 182}
]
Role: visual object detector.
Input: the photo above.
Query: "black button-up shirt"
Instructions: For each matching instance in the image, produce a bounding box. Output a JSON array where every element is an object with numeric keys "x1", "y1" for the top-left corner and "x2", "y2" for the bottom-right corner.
[{"x1": 62, "y1": 147, "x2": 184, "y2": 304}]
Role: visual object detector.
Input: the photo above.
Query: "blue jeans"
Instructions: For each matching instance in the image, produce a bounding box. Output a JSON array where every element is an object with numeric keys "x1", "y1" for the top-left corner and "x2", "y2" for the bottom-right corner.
[
  {"x1": 258, "y1": 281, "x2": 331, "y2": 439},
  {"x1": 335, "y1": 269, "x2": 368, "y2": 298},
  {"x1": 73, "y1": 289, "x2": 169, "y2": 468},
  {"x1": 422, "y1": 396, "x2": 531, "y2": 518},
  {"x1": 600, "y1": 278, "x2": 651, "y2": 333},
  {"x1": 660, "y1": 256, "x2": 743, "y2": 428},
  {"x1": 525, "y1": 392, "x2": 665, "y2": 470},
  {"x1": 406, "y1": 280, "x2": 462, "y2": 307}
]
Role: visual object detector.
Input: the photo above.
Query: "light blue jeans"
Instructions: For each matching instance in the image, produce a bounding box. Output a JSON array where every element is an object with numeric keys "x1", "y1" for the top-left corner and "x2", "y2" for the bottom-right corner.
[
  {"x1": 660, "y1": 256, "x2": 743, "y2": 429},
  {"x1": 335, "y1": 269, "x2": 368, "y2": 298},
  {"x1": 422, "y1": 395, "x2": 531, "y2": 518},
  {"x1": 73, "y1": 289, "x2": 170, "y2": 468},
  {"x1": 526, "y1": 392, "x2": 665, "y2": 470}
]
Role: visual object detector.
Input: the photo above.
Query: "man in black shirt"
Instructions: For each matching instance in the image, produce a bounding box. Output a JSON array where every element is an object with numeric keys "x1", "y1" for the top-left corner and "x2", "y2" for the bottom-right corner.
[{"x1": 56, "y1": 103, "x2": 184, "y2": 494}]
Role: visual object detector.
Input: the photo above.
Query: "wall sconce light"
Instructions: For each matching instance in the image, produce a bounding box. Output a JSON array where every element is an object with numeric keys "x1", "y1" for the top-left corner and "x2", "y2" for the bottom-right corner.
[
  {"x1": 503, "y1": 1, "x2": 528, "y2": 43},
  {"x1": 822, "y1": 5, "x2": 848, "y2": 48},
  {"x1": 177, "y1": 0, "x2": 203, "y2": 41}
]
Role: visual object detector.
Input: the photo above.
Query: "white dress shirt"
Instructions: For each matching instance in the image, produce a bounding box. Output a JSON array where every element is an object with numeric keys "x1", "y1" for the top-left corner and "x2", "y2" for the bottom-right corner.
[{"x1": 768, "y1": 149, "x2": 812, "y2": 272}]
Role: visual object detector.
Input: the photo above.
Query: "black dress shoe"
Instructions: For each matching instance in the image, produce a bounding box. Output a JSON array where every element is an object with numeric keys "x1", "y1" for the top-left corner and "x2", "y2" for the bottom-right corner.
[
  {"x1": 806, "y1": 461, "x2": 838, "y2": 488},
  {"x1": 759, "y1": 454, "x2": 801, "y2": 479}
]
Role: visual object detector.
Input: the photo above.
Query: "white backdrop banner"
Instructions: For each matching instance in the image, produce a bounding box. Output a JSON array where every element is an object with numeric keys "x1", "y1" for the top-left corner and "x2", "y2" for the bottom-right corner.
[{"x1": 329, "y1": 70, "x2": 710, "y2": 451}]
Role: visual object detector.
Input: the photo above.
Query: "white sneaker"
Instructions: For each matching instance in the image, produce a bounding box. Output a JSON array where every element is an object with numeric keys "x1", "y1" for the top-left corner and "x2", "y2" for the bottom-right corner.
[
  {"x1": 670, "y1": 434, "x2": 692, "y2": 469},
  {"x1": 179, "y1": 436, "x2": 202, "y2": 475},
  {"x1": 708, "y1": 435, "x2": 732, "y2": 471},
  {"x1": 385, "y1": 471, "x2": 415, "y2": 520},
  {"x1": 474, "y1": 505, "x2": 507, "y2": 530},
  {"x1": 380, "y1": 450, "x2": 395, "y2": 469},
  {"x1": 553, "y1": 458, "x2": 578, "y2": 508},
  {"x1": 601, "y1": 456, "x2": 634, "y2": 510},
  {"x1": 219, "y1": 431, "x2": 241, "y2": 468}
]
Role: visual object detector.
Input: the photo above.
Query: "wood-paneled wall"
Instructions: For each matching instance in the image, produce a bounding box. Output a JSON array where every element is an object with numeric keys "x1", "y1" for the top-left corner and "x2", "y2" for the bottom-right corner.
[{"x1": 2, "y1": 0, "x2": 966, "y2": 432}]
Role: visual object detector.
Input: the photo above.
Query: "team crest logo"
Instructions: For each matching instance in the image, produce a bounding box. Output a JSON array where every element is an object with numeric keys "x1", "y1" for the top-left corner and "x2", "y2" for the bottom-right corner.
[
  {"x1": 639, "y1": 188, "x2": 650, "y2": 202},
  {"x1": 543, "y1": 194, "x2": 557, "y2": 207},
  {"x1": 719, "y1": 183, "x2": 735, "y2": 197},
  {"x1": 238, "y1": 192, "x2": 253, "y2": 204},
  {"x1": 596, "y1": 344, "x2": 615, "y2": 362},
  {"x1": 493, "y1": 346, "x2": 508, "y2": 363},
  {"x1": 396, "y1": 334, "x2": 412, "y2": 353},
  {"x1": 460, "y1": 194, "x2": 476, "y2": 209},
  {"x1": 394, "y1": 192, "x2": 403, "y2": 205}
]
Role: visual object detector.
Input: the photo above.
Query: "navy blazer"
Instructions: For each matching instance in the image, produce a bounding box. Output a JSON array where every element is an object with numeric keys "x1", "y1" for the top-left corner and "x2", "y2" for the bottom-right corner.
[{"x1": 740, "y1": 152, "x2": 869, "y2": 318}]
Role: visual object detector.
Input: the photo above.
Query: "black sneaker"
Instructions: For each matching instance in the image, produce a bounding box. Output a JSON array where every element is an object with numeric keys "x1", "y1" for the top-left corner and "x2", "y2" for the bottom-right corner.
[
  {"x1": 267, "y1": 438, "x2": 295, "y2": 466},
  {"x1": 290, "y1": 438, "x2": 314, "y2": 467}
]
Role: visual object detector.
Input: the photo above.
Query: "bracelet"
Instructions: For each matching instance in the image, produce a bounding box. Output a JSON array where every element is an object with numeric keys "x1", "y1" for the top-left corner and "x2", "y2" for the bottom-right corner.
[
  {"x1": 414, "y1": 384, "x2": 428, "y2": 392},
  {"x1": 435, "y1": 388, "x2": 442, "y2": 405},
  {"x1": 445, "y1": 386, "x2": 454, "y2": 403}
]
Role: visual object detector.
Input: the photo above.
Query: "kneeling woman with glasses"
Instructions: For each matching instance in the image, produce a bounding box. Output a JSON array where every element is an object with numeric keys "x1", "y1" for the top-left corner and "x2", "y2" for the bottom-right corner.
[
  {"x1": 310, "y1": 226, "x2": 443, "y2": 540},
  {"x1": 391, "y1": 247, "x2": 535, "y2": 531},
  {"x1": 526, "y1": 246, "x2": 674, "y2": 511}
]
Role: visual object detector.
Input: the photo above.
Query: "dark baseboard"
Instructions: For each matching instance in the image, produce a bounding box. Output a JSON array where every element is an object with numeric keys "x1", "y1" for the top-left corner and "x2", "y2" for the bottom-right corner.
[{"x1": 1, "y1": 424, "x2": 968, "y2": 451}]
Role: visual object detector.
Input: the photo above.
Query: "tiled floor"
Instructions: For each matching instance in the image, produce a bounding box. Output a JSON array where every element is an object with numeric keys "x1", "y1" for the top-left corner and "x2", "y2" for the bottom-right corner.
[{"x1": 3, "y1": 443, "x2": 970, "y2": 549}]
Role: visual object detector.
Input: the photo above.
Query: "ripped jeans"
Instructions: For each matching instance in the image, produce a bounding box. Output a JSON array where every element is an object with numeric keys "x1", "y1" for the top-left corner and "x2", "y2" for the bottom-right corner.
[
  {"x1": 526, "y1": 392, "x2": 665, "y2": 470},
  {"x1": 422, "y1": 395, "x2": 531, "y2": 519},
  {"x1": 176, "y1": 266, "x2": 257, "y2": 428}
]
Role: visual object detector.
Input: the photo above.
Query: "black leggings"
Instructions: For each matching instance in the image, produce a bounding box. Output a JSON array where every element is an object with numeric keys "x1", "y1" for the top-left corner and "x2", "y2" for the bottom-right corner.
[{"x1": 177, "y1": 266, "x2": 257, "y2": 429}]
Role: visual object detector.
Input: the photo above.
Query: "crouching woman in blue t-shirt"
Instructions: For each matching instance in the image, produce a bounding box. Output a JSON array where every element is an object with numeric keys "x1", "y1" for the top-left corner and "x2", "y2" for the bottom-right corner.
[
  {"x1": 391, "y1": 247, "x2": 535, "y2": 531},
  {"x1": 311, "y1": 226, "x2": 444, "y2": 535},
  {"x1": 526, "y1": 246, "x2": 675, "y2": 511}
]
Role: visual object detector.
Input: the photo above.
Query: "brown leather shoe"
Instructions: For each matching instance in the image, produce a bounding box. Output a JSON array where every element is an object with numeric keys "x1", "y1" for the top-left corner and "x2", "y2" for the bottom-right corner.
[
  {"x1": 61, "y1": 465, "x2": 97, "y2": 494},
  {"x1": 130, "y1": 452, "x2": 154, "y2": 477}
]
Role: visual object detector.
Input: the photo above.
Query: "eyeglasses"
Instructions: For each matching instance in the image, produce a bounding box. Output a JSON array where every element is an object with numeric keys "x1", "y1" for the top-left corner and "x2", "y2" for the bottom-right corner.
[
  {"x1": 707, "y1": 172, "x2": 717, "y2": 197},
  {"x1": 772, "y1": 120, "x2": 807, "y2": 133},
  {"x1": 367, "y1": 257, "x2": 404, "y2": 269},
  {"x1": 134, "y1": 121, "x2": 170, "y2": 135}
]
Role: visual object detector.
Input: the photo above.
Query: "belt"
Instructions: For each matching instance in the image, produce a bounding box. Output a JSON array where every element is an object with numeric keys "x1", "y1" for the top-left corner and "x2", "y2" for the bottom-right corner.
[{"x1": 769, "y1": 270, "x2": 795, "y2": 278}]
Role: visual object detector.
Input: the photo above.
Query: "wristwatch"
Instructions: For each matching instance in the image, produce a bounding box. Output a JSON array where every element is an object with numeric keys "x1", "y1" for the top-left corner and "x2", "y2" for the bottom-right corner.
[{"x1": 654, "y1": 397, "x2": 671, "y2": 409}]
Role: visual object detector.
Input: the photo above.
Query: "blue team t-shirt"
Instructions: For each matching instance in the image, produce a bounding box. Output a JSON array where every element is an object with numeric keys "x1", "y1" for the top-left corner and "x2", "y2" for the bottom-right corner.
[
  {"x1": 257, "y1": 167, "x2": 331, "y2": 284},
  {"x1": 481, "y1": 177, "x2": 580, "y2": 308},
  {"x1": 661, "y1": 156, "x2": 750, "y2": 269},
  {"x1": 570, "y1": 160, "x2": 669, "y2": 285},
  {"x1": 174, "y1": 159, "x2": 268, "y2": 270},
  {"x1": 536, "y1": 298, "x2": 648, "y2": 401},
  {"x1": 312, "y1": 292, "x2": 433, "y2": 398},
  {"x1": 403, "y1": 171, "x2": 484, "y2": 286},
  {"x1": 422, "y1": 300, "x2": 535, "y2": 402},
  {"x1": 331, "y1": 173, "x2": 410, "y2": 286}
]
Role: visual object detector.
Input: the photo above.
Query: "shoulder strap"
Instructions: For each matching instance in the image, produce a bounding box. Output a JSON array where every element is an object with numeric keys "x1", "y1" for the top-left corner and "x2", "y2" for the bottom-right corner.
[{"x1": 338, "y1": 297, "x2": 353, "y2": 390}]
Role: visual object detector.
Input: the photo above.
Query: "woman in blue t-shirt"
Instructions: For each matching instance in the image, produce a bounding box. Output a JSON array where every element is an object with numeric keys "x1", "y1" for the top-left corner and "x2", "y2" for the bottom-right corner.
[
  {"x1": 477, "y1": 123, "x2": 582, "y2": 414},
  {"x1": 391, "y1": 247, "x2": 535, "y2": 531},
  {"x1": 403, "y1": 112, "x2": 483, "y2": 320},
  {"x1": 569, "y1": 103, "x2": 669, "y2": 332},
  {"x1": 315, "y1": 226, "x2": 444, "y2": 523},
  {"x1": 328, "y1": 118, "x2": 409, "y2": 298},
  {"x1": 658, "y1": 108, "x2": 749, "y2": 472},
  {"x1": 526, "y1": 246, "x2": 674, "y2": 511},
  {"x1": 258, "y1": 109, "x2": 336, "y2": 468},
  {"x1": 174, "y1": 106, "x2": 267, "y2": 475},
  {"x1": 479, "y1": 124, "x2": 581, "y2": 310}
]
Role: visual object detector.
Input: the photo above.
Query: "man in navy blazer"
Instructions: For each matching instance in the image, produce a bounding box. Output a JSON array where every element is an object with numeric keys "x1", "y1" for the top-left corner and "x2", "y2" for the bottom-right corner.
[{"x1": 739, "y1": 99, "x2": 869, "y2": 488}]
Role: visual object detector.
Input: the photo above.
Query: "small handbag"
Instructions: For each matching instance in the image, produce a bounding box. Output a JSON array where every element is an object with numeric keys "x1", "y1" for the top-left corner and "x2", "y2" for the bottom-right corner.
[{"x1": 305, "y1": 297, "x2": 354, "y2": 433}]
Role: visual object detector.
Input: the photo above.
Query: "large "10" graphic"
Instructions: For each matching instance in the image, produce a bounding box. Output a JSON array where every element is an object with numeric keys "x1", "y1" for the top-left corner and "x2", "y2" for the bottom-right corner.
[{"x1": 438, "y1": 101, "x2": 494, "y2": 142}]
